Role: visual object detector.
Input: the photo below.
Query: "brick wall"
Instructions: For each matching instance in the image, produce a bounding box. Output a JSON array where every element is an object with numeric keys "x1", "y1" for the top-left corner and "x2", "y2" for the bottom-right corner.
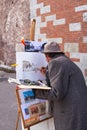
[{"x1": 30, "y1": 0, "x2": 87, "y2": 84}]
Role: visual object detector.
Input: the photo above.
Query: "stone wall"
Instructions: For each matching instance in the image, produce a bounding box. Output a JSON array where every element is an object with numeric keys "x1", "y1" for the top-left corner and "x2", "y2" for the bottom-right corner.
[
  {"x1": 0, "y1": 0, "x2": 30, "y2": 65},
  {"x1": 29, "y1": 0, "x2": 87, "y2": 84}
]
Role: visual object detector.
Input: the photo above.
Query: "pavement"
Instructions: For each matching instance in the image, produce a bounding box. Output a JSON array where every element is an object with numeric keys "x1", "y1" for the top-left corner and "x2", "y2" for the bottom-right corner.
[{"x1": 0, "y1": 71, "x2": 21, "y2": 130}]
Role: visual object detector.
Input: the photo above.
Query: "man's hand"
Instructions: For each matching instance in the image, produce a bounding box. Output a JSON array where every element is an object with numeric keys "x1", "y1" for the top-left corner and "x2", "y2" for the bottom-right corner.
[{"x1": 40, "y1": 67, "x2": 46, "y2": 75}]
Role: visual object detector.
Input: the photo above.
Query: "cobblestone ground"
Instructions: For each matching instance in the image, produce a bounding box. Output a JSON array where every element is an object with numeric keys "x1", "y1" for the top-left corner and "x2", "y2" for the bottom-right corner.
[{"x1": 0, "y1": 71, "x2": 21, "y2": 130}]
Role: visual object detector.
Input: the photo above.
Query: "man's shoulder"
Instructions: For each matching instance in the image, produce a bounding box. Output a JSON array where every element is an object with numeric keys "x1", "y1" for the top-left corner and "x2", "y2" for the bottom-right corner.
[{"x1": 55, "y1": 55, "x2": 69, "y2": 63}]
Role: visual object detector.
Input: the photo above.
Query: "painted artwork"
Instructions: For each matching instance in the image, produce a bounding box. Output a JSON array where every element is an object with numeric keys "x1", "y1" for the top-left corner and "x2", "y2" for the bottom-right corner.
[
  {"x1": 21, "y1": 100, "x2": 47, "y2": 121},
  {"x1": 16, "y1": 89, "x2": 52, "y2": 127},
  {"x1": 23, "y1": 61, "x2": 40, "y2": 72},
  {"x1": 22, "y1": 90, "x2": 34, "y2": 102},
  {"x1": 25, "y1": 41, "x2": 46, "y2": 52},
  {"x1": 19, "y1": 89, "x2": 47, "y2": 121},
  {"x1": 16, "y1": 52, "x2": 47, "y2": 81},
  {"x1": 19, "y1": 89, "x2": 35, "y2": 104}
]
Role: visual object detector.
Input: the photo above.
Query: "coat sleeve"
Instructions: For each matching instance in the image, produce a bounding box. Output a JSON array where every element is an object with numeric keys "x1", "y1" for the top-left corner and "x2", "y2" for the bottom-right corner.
[{"x1": 34, "y1": 60, "x2": 70, "y2": 101}]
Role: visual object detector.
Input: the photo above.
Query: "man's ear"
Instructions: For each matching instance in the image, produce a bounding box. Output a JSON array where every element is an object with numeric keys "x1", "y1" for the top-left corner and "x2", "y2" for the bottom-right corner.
[
  {"x1": 45, "y1": 54, "x2": 48, "y2": 57},
  {"x1": 46, "y1": 55, "x2": 51, "y2": 62}
]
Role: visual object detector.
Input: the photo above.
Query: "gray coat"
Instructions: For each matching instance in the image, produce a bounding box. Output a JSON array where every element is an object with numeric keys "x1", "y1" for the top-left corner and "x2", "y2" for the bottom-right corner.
[{"x1": 35, "y1": 55, "x2": 87, "y2": 130}]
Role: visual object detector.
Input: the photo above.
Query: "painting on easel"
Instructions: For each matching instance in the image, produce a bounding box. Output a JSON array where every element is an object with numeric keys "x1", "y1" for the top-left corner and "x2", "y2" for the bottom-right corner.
[
  {"x1": 16, "y1": 52, "x2": 47, "y2": 81},
  {"x1": 16, "y1": 88, "x2": 51, "y2": 128}
]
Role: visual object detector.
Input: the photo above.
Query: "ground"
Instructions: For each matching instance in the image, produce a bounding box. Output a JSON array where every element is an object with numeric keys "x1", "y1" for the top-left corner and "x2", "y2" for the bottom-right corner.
[{"x1": 0, "y1": 71, "x2": 21, "y2": 130}]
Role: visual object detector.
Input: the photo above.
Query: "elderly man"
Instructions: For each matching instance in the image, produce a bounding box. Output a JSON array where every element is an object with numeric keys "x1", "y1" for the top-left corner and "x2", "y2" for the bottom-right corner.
[{"x1": 34, "y1": 41, "x2": 87, "y2": 130}]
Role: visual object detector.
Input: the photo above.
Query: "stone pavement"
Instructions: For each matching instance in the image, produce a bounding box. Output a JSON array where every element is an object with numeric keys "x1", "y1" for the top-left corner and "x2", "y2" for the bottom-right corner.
[{"x1": 0, "y1": 71, "x2": 21, "y2": 130}]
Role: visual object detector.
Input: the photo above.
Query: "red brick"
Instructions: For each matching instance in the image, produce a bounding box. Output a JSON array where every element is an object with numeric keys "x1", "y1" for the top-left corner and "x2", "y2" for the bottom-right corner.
[
  {"x1": 70, "y1": 58, "x2": 80, "y2": 62},
  {"x1": 36, "y1": 8, "x2": 40, "y2": 16}
]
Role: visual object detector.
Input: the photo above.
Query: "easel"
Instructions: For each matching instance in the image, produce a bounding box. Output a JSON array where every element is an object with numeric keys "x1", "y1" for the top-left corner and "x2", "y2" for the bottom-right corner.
[
  {"x1": 15, "y1": 107, "x2": 21, "y2": 130},
  {"x1": 15, "y1": 88, "x2": 28, "y2": 130},
  {"x1": 15, "y1": 18, "x2": 36, "y2": 130},
  {"x1": 15, "y1": 88, "x2": 21, "y2": 130}
]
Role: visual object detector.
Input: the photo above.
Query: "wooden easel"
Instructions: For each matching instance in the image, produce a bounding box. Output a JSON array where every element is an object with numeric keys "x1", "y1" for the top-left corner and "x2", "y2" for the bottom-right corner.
[
  {"x1": 15, "y1": 88, "x2": 28, "y2": 130},
  {"x1": 29, "y1": 19, "x2": 36, "y2": 41},
  {"x1": 15, "y1": 88, "x2": 21, "y2": 130},
  {"x1": 15, "y1": 107, "x2": 20, "y2": 130},
  {"x1": 15, "y1": 18, "x2": 36, "y2": 130}
]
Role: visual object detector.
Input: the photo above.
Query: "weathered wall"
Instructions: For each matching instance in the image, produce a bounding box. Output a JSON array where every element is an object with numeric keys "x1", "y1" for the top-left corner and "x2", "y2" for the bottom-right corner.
[
  {"x1": 0, "y1": 0, "x2": 30, "y2": 65},
  {"x1": 30, "y1": 0, "x2": 87, "y2": 83}
]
